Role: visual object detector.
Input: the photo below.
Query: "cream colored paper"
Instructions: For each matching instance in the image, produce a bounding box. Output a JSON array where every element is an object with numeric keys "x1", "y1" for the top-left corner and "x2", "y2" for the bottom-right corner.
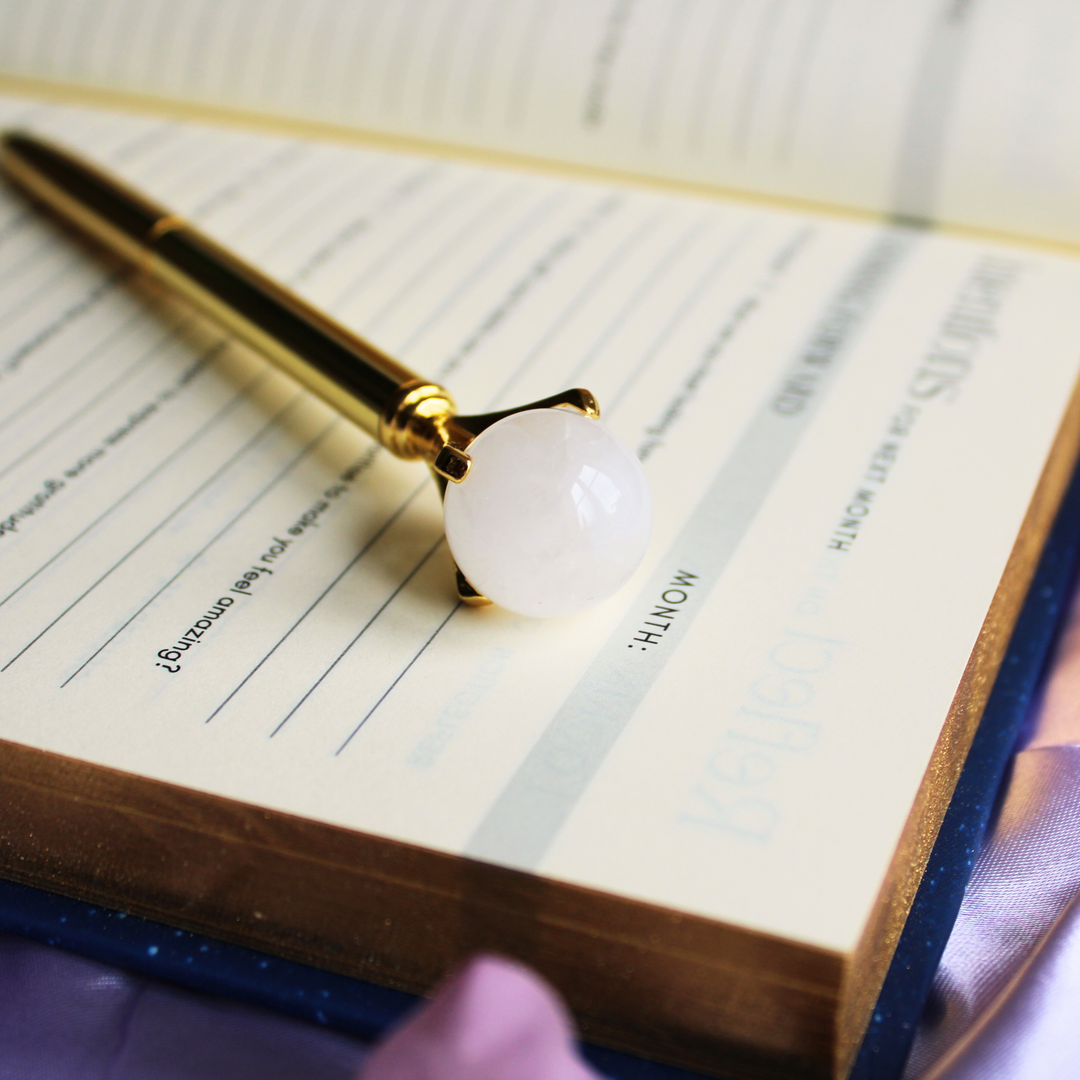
[
  {"x1": 3, "y1": 97, "x2": 1080, "y2": 954},
  {"x1": 2, "y1": 0, "x2": 1079, "y2": 244}
]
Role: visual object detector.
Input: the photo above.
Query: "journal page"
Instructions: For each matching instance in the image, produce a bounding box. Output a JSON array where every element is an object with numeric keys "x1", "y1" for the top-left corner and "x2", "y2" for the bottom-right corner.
[
  {"x1": 1, "y1": 0, "x2": 1079, "y2": 244},
  {"x1": 2, "y1": 95, "x2": 1080, "y2": 957}
]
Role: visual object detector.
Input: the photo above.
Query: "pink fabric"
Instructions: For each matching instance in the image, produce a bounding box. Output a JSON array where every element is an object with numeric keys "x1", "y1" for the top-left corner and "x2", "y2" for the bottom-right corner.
[{"x1": 363, "y1": 956, "x2": 599, "y2": 1080}]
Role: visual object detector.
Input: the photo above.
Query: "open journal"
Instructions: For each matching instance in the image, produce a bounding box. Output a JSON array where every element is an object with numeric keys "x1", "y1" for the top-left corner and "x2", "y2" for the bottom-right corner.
[{"x1": 2, "y1": 2, "x2": 1080, "y2": 1077}]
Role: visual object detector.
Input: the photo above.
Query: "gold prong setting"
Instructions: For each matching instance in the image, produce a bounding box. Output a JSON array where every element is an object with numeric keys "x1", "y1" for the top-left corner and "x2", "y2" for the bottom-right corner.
[
  {"x1": 440, "y1": 398, "x2": 651, "y2": 618},
  {"x1": 381, "y1": 386, "x2": 626, "y2": 610}
]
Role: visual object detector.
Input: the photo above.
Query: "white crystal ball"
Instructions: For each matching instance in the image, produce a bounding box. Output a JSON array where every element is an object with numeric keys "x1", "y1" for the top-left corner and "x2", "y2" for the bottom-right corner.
[{"x1": 443, "y1": 408, "x2": 651, "y2": 618}]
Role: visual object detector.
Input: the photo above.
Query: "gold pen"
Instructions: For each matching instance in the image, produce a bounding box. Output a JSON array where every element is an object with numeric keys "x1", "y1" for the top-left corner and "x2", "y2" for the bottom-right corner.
[{"x1": 0, "y1": 132, "x2": 651, "y2": 618}]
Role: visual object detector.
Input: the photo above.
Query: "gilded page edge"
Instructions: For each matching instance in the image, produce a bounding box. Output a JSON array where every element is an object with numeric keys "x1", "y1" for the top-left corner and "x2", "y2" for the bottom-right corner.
[
  {"x1": 0, "y1": 736, "x2": 844, "y2": 1079},
  {"x1": 836, "y1": 372, "x2": 1080, "y2": 1078}
]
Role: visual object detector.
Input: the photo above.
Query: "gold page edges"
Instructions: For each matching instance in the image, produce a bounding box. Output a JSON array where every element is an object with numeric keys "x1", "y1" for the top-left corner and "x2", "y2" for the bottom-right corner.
[
  {"x1": 836, "y1": 371, "x2": 1080, "y2": 1078},
  {"x1": 0, "y1": 734, "x2": 842, "y2": 1080}
]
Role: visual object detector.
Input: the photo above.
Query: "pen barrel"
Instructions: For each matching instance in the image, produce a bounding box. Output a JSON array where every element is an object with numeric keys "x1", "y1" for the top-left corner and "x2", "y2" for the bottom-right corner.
[
  {"x1": 145, "y1": 225, "x2": 427, "y2": 440},
  {"x1": 0, "y1": 133, "x2": 449, "y2": 451}
]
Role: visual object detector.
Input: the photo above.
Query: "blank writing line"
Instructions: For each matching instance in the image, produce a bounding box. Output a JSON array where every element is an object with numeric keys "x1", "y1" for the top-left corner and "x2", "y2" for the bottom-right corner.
[
  {"x1": 335, "y1": 595, "x2": 461, "y2": 755},
  {"x1": 362, "y1": 182, "x2": 524, "y2": 338},
  {"x1": 58, "y1": 413, "x2": 340, "y2": 687},
  {"x1": 0, "y1": 313, "x2": 198, "y2": 483},
  {"x1": 228, "y1": 156, "x2": 392, "y2": 249},
  {"x1": 607, "y1": 220, "x2": 758, "y2": 413},
  {"x1": 394, "y1": 190, "x2": 569, "y2": 358},
  {"x1": 0, "y1": 208, "x2": 33, "y2": 248},
  {"x1": 0, "y1": 305, "x2": 146, "y2": 438},
  {"x1": 272, "y1": 535, "x2": 447, "y2": 739},
  {"x1": 485, "y1": 205, "x2": 669, "y2": 408},
  {"x1": 0, "y1": 351, "x2": 263, "y2": 613},
  {"x1": 0, "y1": 229, "x2": 57, "y2": 289},
  {"x1": 109, "y1": 122, "x2": 183, "y2": 167},
  {"x1": 327, "y1": 174, "x2": 485, "y2": 315},
  {"x1": 563, "y1": 215, "x2": 707, "y2": 385},
  {"x1": 1, "y1": 391, "x2": 304, "y2": 673},
  {"x1": 0, "y1": 269, "x2": 124, "y2": 382},
  {"x1": 0, "y1": 248, "x2": 88, "y2": 329},
  {"x1": 191, "y1": 145, "x2": 305, "y2": 224},
  {"x1": 205, "y1": 477, "x2": 425, "y2": 725}
]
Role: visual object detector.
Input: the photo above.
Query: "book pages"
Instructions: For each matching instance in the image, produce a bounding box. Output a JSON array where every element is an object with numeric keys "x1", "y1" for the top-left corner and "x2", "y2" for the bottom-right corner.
[
  {"x1": 2, "y1": 96, "x2": 1080, "y2": 958},
  {"x1": 2, "y1": 0, "x2": 1079, "y2": 244}
]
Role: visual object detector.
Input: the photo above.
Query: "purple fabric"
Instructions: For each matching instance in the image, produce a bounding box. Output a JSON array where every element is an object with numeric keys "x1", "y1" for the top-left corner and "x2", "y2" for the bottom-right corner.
[
  {"x1": 0, "y1": 936, "x2": 598, "y2": 1080},
  {"x1": 5, "y1": 590, "x2": 1080, "y2": 1079},
  {"x1": 903, "y1": 585, "x2": 1080, "y2": 1080},
  {"x1": 0, "y1": 931, "x2": 370, "y2": 1079}
]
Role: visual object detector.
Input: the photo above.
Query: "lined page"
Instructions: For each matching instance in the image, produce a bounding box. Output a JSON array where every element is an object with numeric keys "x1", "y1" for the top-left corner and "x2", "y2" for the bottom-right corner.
[
  {"x1": 3, "y1": 95, "x2": 1080, "y2": 954},
  {"x1": 1, "y1": 0, "x2": 1079, "y2": 244}
]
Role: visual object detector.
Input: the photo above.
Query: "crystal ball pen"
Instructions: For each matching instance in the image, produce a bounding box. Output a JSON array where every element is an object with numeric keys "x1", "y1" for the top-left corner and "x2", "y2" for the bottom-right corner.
[{"x1": 0, "y1": 132, "x2": 652, "y2": 618}]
